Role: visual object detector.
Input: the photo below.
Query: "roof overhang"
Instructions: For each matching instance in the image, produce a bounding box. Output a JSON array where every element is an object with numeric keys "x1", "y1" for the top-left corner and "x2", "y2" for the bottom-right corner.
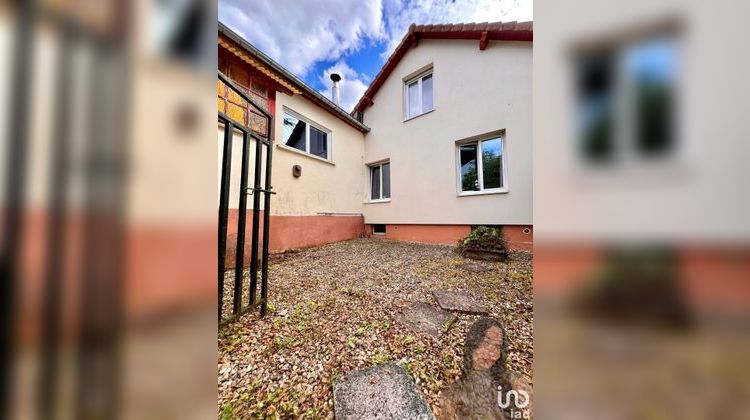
[{"x1": 352, "y1": 21, "x2": 533, "y2": 114}]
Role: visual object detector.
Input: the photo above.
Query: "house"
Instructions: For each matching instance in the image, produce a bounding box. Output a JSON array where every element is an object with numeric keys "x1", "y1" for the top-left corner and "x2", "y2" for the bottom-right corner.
[
  {"x1": 218, "y1": 21, "x2": 533, "y2": 261},
  {"x1": 354, "y1": 22, "x2": 533, "y2": 250}
]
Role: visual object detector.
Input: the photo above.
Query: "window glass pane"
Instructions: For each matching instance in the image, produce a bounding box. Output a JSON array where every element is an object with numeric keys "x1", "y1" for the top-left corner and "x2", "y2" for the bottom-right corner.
[
  {"x1": 481, "y1": 138, "x2": 502, "y2": 189},
  {"x1": 310, "y1": 126, "x2": 328, "y2": 159},
  {"x1": 371, "y1": 166, "x2": 381, "y2": 200},
  {"x1": 407, "y1": 81, "x2": 419, "y2": 118},
  {"x1": 459, "y1": 144, "x2": 479, "y2": 191},
  {"x1": 624, "y1": 36, "x2": 677, "y2": 158},
  {"x1": 421, "y1": 74, "x2": 433, "y2": 111},
  {"x1": 577, "y1": 51, "x2": 614, "y2": 164},
  {"x1": 382, "y1": 163, "x2": 391, "y2": 198},
  {"x1": 282, "y1": 113, "x2": 306, "y2": 152}
]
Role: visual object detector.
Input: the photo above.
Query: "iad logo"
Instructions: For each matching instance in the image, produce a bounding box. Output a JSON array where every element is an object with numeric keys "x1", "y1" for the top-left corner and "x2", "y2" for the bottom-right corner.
[{"x1": 497, "y1": 386, "x2": 530, "y2": 419}]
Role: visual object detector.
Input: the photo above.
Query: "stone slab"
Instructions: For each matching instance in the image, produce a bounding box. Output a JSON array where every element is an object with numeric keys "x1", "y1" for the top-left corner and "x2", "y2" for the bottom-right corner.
[
  {"x1": 433, "y1": 291, "x2": 489, "y2": 315},
  {"x1": 333, "y1": 363, "x2": 434, "y2": 420},
  {"x1": 397, "y1": 303, "x2": 457, "y2": 337}
]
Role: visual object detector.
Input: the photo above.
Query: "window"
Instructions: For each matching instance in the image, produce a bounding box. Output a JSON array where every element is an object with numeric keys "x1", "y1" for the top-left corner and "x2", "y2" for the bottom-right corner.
[
  {"x1": 282, "y1": 109, "x2": 331, "y2": 160},
  {"x1": 458, "y1": 136, "x2": 505, "y2": 194},
  {"x1": 576, "y1": 33, "x2": 679, "y2": 166},
  {"x1": 405, "y1": 72, "x2": 433, "y2": 119},
  {"x1": 369, "y1": 162, "x2": 391, "y2": 201},
  {"x1": 372, "y1": 224, "x2": 386, "y2": 234}
]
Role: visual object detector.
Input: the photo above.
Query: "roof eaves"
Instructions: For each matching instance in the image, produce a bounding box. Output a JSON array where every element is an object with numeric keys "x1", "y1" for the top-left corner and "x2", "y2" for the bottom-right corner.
[
  {"x1": 351, "y1": 20, "x2": 533, "y2": 114},
  {"x1": 218, "y1": 22, "x2": 370, "y2": 133}
]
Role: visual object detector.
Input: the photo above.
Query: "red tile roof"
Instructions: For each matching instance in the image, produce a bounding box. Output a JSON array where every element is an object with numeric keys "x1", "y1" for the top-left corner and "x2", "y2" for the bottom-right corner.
[{"x1": 352, "y1": 21, "x2": 533, "y2": 114}]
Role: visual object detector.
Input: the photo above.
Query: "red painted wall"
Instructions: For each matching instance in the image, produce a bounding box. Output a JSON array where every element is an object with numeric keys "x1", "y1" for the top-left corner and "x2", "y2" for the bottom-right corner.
[{"x1": 366, "y1": 224, "x2": 533, "y2": 251}]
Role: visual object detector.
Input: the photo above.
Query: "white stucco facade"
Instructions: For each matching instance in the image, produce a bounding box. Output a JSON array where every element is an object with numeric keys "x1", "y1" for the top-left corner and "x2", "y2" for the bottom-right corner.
[{"x1": 361, "y1": 39, "x2": 533, "y2": 226}]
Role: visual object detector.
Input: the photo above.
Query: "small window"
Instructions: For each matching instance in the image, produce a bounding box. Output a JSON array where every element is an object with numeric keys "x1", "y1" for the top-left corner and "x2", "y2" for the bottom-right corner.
[
  {"x1": 372, "y1": 224, "x2": 386, "y2": 234},
  {"x1": 282, "y1": 109, "x2": 331, "y2": 160},
  {"x1": 458, "y1": 136, "x2": 506, "y2": 194},
  {"x1": 405, "y1": 72, "x2": 434, "y2": 119},
  {"x1": 369, "y1": 162, "x2": 391, "y2": 201}
]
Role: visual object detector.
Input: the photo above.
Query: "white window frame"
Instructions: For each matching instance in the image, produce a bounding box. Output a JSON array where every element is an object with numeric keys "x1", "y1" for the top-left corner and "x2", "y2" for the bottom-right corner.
[
  {"x1": 367, "y1": 161, "x2": 391, "y2": 203},
  {"x1": 456, "y1": 133, "x2": 509, "y2": 196},
  {"x1": 280, "y1": 106, "x2": 333, "y2": 161},
  {"x1": 403, "y1": 70, "x2": 434, "y2": 121}
]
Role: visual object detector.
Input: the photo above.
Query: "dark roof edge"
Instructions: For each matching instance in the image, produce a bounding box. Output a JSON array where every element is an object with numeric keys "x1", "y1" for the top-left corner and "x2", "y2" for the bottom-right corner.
[{"x1": 218, "y1": 22, "x2": 370, "y2": 133}]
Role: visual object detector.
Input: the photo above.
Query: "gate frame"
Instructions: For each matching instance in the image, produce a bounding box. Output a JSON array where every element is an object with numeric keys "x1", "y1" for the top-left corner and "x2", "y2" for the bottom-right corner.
[{"x1": 218, "y1": 71, "x2": 274, "y2": 323}]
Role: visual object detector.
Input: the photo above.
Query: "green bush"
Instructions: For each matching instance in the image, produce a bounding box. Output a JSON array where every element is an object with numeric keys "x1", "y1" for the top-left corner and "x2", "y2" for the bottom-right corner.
[{"x1": 458, "y1": 226, "x2": 507, "y2": 253}]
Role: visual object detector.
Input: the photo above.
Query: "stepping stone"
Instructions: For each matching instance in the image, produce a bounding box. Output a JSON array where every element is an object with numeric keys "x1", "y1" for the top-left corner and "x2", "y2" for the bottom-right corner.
[
  {"x1": 333, "y1": 363, "x2": 434, "y2": 420},
  {"x1": 433, "y1": 291, "x2": 488, "y2": 315},
  {"x1": 456, "y1": 262, "x2": 493, "y2": 273},
  {"x1": 397, "y1": 303, "x2": 457, "y2": 337}
]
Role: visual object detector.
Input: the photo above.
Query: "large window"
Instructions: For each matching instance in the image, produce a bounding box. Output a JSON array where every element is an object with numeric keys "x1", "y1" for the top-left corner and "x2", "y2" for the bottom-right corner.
[
  {"x1": 458, "y1": 136, "x2": 506, "y2": 194},
  {"x1": 404, "y1": 72, "x2": 434, "y2": 120},
  {"x1": 576, "y1": 34, "x2": 679, "y2": 166},
  {"x1": 282, "y1": 108, "x2": 331, "y2": 160},
  {"x1": 369, "y1": 162, "x2": 391, "y2": 201}
]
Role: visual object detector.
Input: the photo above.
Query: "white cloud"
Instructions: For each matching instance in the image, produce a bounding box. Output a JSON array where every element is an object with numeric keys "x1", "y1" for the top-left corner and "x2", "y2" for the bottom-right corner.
[
  {"x1": 219, "y1": 0, "x2": 532, "y2": 107},
  {"x1": 317, "y1": 60, "x2": 370, "y2": 113},
  {"x1": 219, "y1": 0, "x2": 385, "y2": 75}
]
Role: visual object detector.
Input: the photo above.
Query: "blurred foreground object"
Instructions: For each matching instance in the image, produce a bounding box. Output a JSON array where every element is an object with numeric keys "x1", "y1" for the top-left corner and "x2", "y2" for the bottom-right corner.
[
  {"x1": 535, "y1": 0, "x2": 750, "y2": 418},
  {"x1": 0, "y1": 0, "x2": 216, "y2": 419}
]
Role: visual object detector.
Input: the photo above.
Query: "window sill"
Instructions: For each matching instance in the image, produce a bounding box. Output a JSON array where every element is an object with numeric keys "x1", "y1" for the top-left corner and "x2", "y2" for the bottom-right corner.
[
  {"x1": 458, "y1": 189, "x2": 508, "y2": 197},
  {"x1": 403, "y1": 108, "x2": 434, "y2": 123},
  {"x1": 276, "y1": 143, "x2": 334, "y2": 166},
  {"x1": 365, "y1": 199, "x2": 391, "y2": 204}
]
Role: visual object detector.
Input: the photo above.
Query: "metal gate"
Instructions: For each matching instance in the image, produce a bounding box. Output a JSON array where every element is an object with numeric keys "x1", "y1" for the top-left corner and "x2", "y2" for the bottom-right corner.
[{"x1": 218, "y1": 71, "x2": 274, "y2": 323}]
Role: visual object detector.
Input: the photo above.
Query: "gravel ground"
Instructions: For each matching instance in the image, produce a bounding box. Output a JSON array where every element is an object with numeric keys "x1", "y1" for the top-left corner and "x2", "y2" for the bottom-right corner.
[{"x1": 218, "y1": 238, "x2": 532, "y2": 419}]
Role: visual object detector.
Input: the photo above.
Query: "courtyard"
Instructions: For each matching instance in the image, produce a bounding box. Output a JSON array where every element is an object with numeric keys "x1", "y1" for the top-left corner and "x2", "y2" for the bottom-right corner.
[{"x1": 218, "y1": 238, "x2": 533, "y2": 418}]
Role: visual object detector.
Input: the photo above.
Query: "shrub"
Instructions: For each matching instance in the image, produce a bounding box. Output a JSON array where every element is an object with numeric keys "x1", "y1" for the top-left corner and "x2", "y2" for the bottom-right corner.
[{"x1": 458, "y1": 226, "x2": 507, "y2": 253}]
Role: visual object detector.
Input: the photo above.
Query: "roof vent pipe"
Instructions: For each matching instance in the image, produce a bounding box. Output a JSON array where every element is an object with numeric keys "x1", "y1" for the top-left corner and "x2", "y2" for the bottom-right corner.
[{"x1": 330, "y1": 73, "x2": 341, "y2": 106}]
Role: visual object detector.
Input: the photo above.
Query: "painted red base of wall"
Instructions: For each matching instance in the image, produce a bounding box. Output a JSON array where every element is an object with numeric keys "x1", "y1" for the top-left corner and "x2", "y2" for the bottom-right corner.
[
  {"x1": 535, "y1": 244, "x2": 750, "y2": 317},
  {"x1": 365, "y1": 224, "x2": 534, "y2": 251},
  {"x1": 224, "y1": 211, "x2": 365, "y2": 267}
]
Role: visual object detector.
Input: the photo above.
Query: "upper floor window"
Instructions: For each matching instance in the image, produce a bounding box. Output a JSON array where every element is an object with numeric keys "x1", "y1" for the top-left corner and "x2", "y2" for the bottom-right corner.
[
  {"x1": 282, "y1": 108, "x2": 331, "y2": 160},
  {"x1": 404, "y1": 72, "x2": 434, "y2": 120},
  {"x1": 457, "y1": 135, "x2": 507, "y2": 195}
]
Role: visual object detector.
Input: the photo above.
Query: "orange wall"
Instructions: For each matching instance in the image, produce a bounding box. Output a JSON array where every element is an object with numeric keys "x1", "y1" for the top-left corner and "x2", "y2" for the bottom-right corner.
[
  {"x1": 224, "y1": 211, "x2": 365, "y2": 267},
  {"x1": 366, "y1": 224, "x2": 533, "y2": 251}
]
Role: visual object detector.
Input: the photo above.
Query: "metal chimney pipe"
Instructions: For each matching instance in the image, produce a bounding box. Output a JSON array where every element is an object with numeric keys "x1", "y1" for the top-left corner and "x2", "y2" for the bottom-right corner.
[{"x1": 330, "y1": 73, "x2": 341, "y2": 106}]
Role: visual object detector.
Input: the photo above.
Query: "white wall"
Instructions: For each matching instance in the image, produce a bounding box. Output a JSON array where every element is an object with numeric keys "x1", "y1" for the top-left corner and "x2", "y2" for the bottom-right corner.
[
  {"x1": 534, "y1": 0, "x2": 750, "y2": 243},
  {"x1": 362, "y1": 39, "x2": 533, "y2": 225}
]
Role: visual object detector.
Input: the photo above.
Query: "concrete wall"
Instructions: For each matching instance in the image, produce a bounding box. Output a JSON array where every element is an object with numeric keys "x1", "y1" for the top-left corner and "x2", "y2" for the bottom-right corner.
[{"x1": 362, "y1": 39, "x2": 533, "y2": 226}]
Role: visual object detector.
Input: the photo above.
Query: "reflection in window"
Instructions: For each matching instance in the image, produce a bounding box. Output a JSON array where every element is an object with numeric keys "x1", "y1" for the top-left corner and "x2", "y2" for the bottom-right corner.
[
  {"x1": 281, "y1": 110, "x2": 330, "y2": 160},
  {"x1": 460, "y1": 144, "x2": 479, "y2": 191},
  {"x1": 576, "y1": 34, "x2": 679, "y2": 166},
  {"x1": 310, "y1": 126, "x2": 328, "y2": 158},
  {"x1": 482, "y1": 138, "x2": 502, "y2": 189},
  {"x1": 369, "y1": 162, "x2": 391, "y2": 200},
  {"x1": 422, "y1": 74, "x2": 433, "y2": 112},
  {"x1": 283, "y1": 114, "x2": 306, "y2": 152},
  {"x1": 458, "y1": 137, "x2": 505, "y2": 193}
]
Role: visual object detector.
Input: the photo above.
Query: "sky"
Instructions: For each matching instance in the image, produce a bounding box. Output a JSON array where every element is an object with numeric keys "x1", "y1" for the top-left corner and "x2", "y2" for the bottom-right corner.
[{"x1": 218, "y1": 0, "x2": 533, "y2": 113}]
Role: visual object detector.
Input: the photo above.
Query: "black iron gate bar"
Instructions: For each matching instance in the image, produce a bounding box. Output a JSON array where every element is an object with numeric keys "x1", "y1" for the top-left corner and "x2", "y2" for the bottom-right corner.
[{"x1": 218, "y1": 71, "x2": 274, "y2": 323}]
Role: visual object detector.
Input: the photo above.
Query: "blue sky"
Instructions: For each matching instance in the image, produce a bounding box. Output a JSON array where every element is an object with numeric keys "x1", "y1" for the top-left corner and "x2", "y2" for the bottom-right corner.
[{"x1": 218, "y1": 0, "x2": 533, "y2": 112}]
